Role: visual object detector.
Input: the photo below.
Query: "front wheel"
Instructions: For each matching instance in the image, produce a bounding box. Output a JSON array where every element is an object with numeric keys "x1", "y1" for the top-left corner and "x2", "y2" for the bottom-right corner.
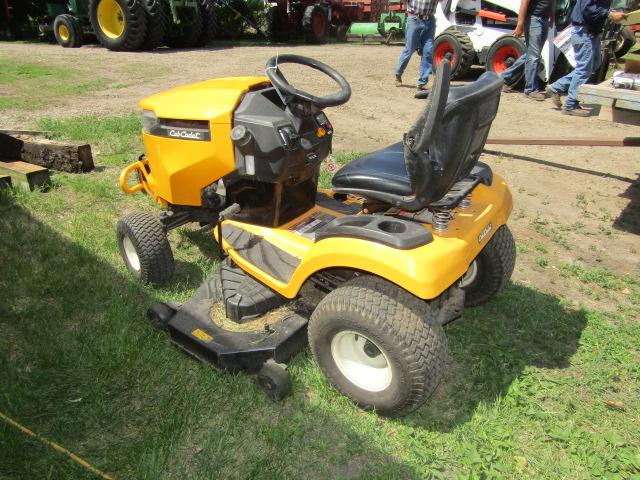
[
  {"x1": 116, "y1": 212, "x2": 174, "y2": 284},
  {"x1": 308, "y1": 275, "x2": 447, "y2": 417},
  {"x1": 460, "y1": 225, "x2": 516, "y2": 307},
  {"x1": 54, "y1": 14, "x2": 84, "y2": 48}
]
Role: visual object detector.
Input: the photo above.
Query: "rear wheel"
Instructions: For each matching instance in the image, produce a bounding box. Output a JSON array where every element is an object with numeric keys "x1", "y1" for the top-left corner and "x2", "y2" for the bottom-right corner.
[
  {"x1": 166, "y1": 7, "x2": 203, "y2": 48},
  {"x1": 265, "y1": 5, "x2": 287, "y2": 42},
  {"x1": 89, "y1": 0, "x2": 147, "y2": 51},
  {"x1": 140, "y1": 0, "x2": 168, "y2": 49},
  {"x1": 196, "y1": 0, "x2": 217, "y2": 46},
  {"x1": 116, "y1": 212, "x2": 174, "y2": 284},
  {"x1": 309, "y1": 275, "x2": 447, "y2": 417},
  {"x1": 460, "y1": 225, "x2": 516, "y2": 307},
  {"x1": 615, "y1": 27, "x2": 635, "y2": 58},
  {"x1": 302, "y1": 4, "x2": 328, "y2": 44},
  {"x1": 486, "y1": 36, "x2": 524, "y2": 76},
  {"x1": 433, "y1": 28, "x2": 475, "y2": 79},
  {"x1": 54, "y1": 14, "x2": 83, "y2": 48}
]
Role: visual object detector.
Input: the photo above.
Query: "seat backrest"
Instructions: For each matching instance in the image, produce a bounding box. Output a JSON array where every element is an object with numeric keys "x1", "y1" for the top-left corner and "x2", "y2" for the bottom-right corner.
[{"x1": 403, "y1": 62, "x2": 503, "y2": 208}]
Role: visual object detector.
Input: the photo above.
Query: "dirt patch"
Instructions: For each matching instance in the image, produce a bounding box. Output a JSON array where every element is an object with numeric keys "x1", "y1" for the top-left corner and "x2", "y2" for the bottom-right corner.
[{"x1": 1, "y1": 41, "x2": 638, "y2": 310}]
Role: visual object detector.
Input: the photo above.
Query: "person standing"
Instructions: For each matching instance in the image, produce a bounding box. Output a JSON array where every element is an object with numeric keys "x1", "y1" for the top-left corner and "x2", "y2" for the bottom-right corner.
[
  {"x1": 545, "y1": 0, "x2": 626, "y2": 116},
  {"x1": 501, "y1": 0, "x2": 556, "y2": 100},
  {"x1": 394, "y1": 0, "x2": 438, "y2": 90}
]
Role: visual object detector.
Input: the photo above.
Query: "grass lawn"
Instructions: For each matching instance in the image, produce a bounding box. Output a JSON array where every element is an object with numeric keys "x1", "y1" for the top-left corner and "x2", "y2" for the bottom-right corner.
[{"x1": 1, "y1": 112, "x2": 638, "y2": 479}]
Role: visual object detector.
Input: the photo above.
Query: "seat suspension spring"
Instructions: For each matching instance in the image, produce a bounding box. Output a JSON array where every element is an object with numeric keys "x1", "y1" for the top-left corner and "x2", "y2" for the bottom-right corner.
[
  {"x1": 432, "y1": 209, "x2": 453, "y2": 232},
  {"x1": 459, "y1": 194, "x2": 472, "y2": 209}
]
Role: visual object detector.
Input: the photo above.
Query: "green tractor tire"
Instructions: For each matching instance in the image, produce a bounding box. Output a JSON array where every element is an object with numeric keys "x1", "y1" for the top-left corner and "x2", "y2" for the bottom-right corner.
[
  {"x1": 140, "y1": 0, "x2": 169, "y2": 49},
  {"x1": 54, "y1": 14, "x2": 84, "y2": 48},
  {"x1": 196, "y1": 0, "x2": 217, "y2": 47},
  {"x1": 166, "y1": 5, "x2": 203, "y2": 48},
  {"x1": 89, "y1": 0, "x2": 147, "y2": 51}
]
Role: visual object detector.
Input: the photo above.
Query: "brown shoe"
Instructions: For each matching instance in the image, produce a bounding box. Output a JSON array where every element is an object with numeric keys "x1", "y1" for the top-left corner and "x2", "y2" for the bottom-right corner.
[
  {"x1": 525, "y1": 91, "x2": 547, "y2": 101},
  {"x1": 395, "y1": 74, "x2": 402, "y2": 87},
  {"x1": 502, "y1": 84, "x2": 519, "y2": 93},
  {"x1": 417, "y1": 84, "x2": 429, "y2": 91},
  {"x1": 545, "y1": 87, "x2": 562, "y2": 108},
  {"x1": 562, "y1": 106, "x2": 591, "y2": 117}
]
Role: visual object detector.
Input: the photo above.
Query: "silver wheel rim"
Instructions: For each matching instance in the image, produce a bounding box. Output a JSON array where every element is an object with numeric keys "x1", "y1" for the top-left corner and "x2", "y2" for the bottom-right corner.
[
  {"x1": 123, "y1": 236, "x2": 141, "y2": 272},
  {"x1": 330, "y1": 330, "x2": 392, "y2": 392},
  {"x1": 459, "y1": 260, "x2": 478, "y2": 288}
]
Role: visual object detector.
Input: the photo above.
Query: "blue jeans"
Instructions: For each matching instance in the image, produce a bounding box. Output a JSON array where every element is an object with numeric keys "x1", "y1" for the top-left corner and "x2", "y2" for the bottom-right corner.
[
  {"x1": 549, "y1": 25, "x2": 601, "y2": 110},
  {"x1": 501, "y1": 15, "x2": 547, "y2": 93},
  {"x1": 395, "y1": 15, "x2": 436, "y2": 87}
]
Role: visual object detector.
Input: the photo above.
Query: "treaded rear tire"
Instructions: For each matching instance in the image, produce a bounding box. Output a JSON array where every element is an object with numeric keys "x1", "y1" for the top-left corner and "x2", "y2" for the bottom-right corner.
[
  {"x1": 166, "y1": 7, "x2": 203, "y2": 48},
  {"x1": 54, "y1": 14, "x2": 84, "y2": 48},
  {"x1": 140, "y1": 0, "x2": 168, "y2": 49},
  {"x1": 302, "y1": 4, "x2": 327, "y2": 44},
  {"x1": 615, "y1": 27, "x2": 635, "y2": 58},
  {"x1": 434, "y1": 28, "x2": 474, "y2": 79},
  {"x1": 89, "y1": 0, "x2": 147, "y2": 51},
  {"x1": 116, "y1": 212, "x2": 174, "y2": 284},
  {"x1": 196, "y1": 0, "x2": 217, "y2": 46},
  {"x1": 265, "y1": 5, "x2": 287, "y2": 42},
  {"x1": 461, "y1": 225, "x2": 516, "y2": 307},
  {"x1": 309, "y1": 275, "x2": 447, "y2": 417}
]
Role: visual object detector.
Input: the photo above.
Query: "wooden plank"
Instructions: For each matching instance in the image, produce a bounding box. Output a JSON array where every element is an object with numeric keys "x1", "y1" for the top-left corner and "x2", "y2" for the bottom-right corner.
[
  {"x1": 485, "y1": 137, "x2": 640, "y2": 147},
  {"x1": 616, "y1": 99, "x2": 640, "y2": 112},
  {"x1": 580, "y1": 93, "x2": 615, "y2": 106},
  {"x1": 579, "y1": 82, "x2": 640, "y2": 103},
  {"x1": 0, "y1": 133, "x2": 94, "y2": 172},
  {"x1": 0, "y1": 175, "x2": 12, "y2": 189},
  {"x1": 0, "y1": 129, "x2": 49, "y2": 136},
  {"x1": 597, "y1": 105, "x2": 640, "y2": 127},
  {"x1": 0, "y1": 161, "x2": 51, "y2": 191}
]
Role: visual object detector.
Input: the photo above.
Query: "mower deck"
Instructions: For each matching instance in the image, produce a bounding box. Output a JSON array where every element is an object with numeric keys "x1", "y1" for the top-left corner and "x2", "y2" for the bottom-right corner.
[{"x1": 165, "y1": 273, "x2": 308, "y2": 372}]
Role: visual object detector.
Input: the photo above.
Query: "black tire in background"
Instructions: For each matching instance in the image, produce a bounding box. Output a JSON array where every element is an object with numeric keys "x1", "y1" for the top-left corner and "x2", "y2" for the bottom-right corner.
[
  {"x1": 196, "y1": 0, "x2": 217, "y2": 46},
  {"x1": 309, "y1": 275, "x2": 447, "y2": 417},
  {"x1": 166, "y1": 7, "x2": 203, "y2": 48},
  {"x1": 54, "y1": 14, "x2": 84, "y2": 48},
  {"x1": 140, "y1": 0, "x2": 168, "y2": 49},
  {"x1": 615, "y1": 27, "x2": 635, "y2": 58},
  {"x1": 485, "y1": 36, "x2": 525, "y2": 81},
  {"x1": 460, "y1": 225, "x2": 516, "y2": 307},
  {"x1": 433, "y1": 28, "x2": 475, "y2": 79},
  {"x1": 265, "y1": 5, "x2": 287, "y2": 42},
  {"x1": 89, "y1": 0, "x2": 147, "y2": 51},
  {"x1": 302, "y1": 4, "x2": 327, "y2": 44},
  {"x1": 116, "y1": 212, "x2": 174, "y2": 285}
]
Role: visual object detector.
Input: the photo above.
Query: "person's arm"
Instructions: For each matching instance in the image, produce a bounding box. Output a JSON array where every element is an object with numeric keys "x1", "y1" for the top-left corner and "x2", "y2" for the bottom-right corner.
[
  {"x1": 514, "y1": 0, "x2": 531, "y2": 37},
  {"x1": 607, "y1": 10, "x2": 627, "y2": 23}
]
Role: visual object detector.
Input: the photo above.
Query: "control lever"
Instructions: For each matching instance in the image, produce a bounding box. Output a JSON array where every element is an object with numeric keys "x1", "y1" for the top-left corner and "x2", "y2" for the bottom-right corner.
[{"x1": 217, "y1": 203, "x2": 241, "y2": 260}]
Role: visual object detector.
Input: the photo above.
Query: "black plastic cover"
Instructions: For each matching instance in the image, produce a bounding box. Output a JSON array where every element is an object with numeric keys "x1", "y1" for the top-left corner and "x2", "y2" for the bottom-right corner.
[{"x1": 315, "y1": 215, "x2": 433, "y2": 250}]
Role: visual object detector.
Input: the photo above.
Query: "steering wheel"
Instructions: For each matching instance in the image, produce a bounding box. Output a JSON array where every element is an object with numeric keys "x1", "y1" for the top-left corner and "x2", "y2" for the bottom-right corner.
[{"x1": 265, "y1": 54, "x2": 351, "y2": 108}]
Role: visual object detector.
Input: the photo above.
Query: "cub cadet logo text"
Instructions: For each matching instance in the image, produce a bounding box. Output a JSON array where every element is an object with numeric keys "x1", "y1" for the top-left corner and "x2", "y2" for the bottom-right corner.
[
  {"x1": 478, "y1": 223, "x2": 493, "y2": 243},
  {"x1": 169, "y1": 129, "x2": 202, "y2": 140}
]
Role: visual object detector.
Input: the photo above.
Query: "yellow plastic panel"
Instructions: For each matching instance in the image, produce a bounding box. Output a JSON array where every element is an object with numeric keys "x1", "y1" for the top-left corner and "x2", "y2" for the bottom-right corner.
[
  {"x1": 141, "y1": 122, "x2": 234, "y2": 206},
  {"x1": 139, "y1": 77, "x2": 270, "y2": 123},
  {"x1": 217, "y1": 175, "x2": 513, "y2": 300}
]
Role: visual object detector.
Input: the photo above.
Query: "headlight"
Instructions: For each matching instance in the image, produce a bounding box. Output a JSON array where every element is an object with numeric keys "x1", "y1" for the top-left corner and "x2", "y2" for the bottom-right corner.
[{"x1": 142, "y1": 110, "x2": 159, "y2": 134}]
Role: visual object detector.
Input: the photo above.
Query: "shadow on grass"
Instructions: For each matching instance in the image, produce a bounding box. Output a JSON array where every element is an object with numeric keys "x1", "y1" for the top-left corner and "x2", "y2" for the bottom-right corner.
[
  {"x1": 403, "y1": 283, "x2": 587, "y2": 430},
  {"x1": 0, "y1": 195, "x2": 420, "y2": 479}
]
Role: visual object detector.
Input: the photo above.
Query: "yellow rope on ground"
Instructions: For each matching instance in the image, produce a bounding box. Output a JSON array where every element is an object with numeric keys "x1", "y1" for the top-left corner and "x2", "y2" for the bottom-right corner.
[{"x1": 0, "y1": 410, "x2": 114, "y2": 480}]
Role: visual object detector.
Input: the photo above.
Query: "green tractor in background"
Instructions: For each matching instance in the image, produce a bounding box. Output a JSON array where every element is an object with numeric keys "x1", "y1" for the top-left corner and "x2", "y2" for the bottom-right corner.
[{"x1": 46, "y1": 0, "x2": 216, "y2": 50}]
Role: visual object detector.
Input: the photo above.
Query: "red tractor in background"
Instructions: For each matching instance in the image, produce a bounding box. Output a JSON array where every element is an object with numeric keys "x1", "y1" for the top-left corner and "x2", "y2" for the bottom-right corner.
[{"x1": 264, "y1": 0, "x2": 366, "y2": 43}]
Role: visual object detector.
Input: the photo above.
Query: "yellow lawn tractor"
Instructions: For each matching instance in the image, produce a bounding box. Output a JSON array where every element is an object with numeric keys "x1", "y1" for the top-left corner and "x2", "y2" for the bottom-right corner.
[{"x1": 117, "y1": 55, "x2": 515, "y2": 416}]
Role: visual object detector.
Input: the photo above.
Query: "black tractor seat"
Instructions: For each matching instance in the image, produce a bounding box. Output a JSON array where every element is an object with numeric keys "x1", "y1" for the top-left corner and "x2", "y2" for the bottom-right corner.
[{"x1": 332, "y1": 60, "x2": 503, "y2": 211}]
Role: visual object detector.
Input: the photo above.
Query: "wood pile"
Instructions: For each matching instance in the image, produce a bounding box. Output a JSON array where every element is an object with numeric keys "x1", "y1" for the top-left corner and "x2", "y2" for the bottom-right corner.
[{"x1": 0, "y1": 130, "x2": 94, "y2": 192}]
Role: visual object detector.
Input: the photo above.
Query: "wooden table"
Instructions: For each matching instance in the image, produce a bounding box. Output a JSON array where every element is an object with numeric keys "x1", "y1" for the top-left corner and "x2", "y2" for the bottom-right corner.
[{"x1": 579, "y1": 79, "x2": 640, "y2": 126}]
